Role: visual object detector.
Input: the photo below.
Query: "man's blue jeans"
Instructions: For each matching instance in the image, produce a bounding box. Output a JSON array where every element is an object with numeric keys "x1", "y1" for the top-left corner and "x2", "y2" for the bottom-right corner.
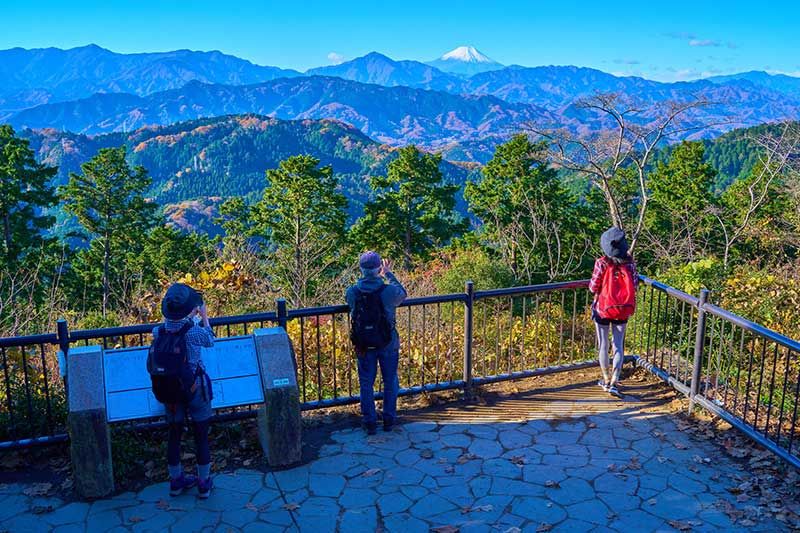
[{"x1": 356, "y1": 337, "x2": 399, "y2": 425}]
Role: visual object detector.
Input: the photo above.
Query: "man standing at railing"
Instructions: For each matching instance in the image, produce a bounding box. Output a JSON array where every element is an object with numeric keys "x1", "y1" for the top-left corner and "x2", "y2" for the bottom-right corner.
[
  {"x1": 589, "y1": 227, "x2": 638, "y2": 398},
  {"x1": 346, "y1": 251, "x2": 407, "y2": 435}
]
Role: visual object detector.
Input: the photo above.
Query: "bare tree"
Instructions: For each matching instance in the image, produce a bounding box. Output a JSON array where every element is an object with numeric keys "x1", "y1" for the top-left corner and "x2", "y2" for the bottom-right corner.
[
  {"x1": 711, "y1": 122, "x2": 800, "y2": 267},
  {"x1": 506, "y1": 187, "x2": 592, "y2": 282},
  {"x1": 528, "y1": 93, "x2": 714, "y2": 252}
]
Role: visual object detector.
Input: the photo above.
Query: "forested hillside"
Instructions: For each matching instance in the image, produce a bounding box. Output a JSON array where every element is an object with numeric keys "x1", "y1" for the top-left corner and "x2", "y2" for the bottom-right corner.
[{"x1": 22, "y1": 114, "x2": 477, "y2": 219}]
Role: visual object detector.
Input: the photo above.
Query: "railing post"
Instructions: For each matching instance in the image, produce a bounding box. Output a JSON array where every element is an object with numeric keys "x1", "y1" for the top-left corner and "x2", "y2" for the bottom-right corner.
[
  {"x1": 463, "y1": 281, "x2": 474, "y2": 399},
  {"x1": 689, "y1": 289, "x2": 711, "y2": 413},
  {"x1": 57, "y1": 319, "x2": 70, "y2": 356},
  {"x1": 276, "y1": 298, "x2": 288, "y2": 330}
]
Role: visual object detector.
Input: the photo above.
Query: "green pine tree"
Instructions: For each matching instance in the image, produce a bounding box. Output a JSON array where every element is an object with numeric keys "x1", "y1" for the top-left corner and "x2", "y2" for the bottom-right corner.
[
  {"x1": 251, "y1": 155, "x2": 348, "y2": 306},
  {"x1": 60, "y1": 147, "x2": 158, "y2": 315},
  {"x1": 352, "y1": 146, "x2": 467, "y2": 269},
  {"x1": 0, "y1": 125, "x2": 58, "y2": 266}
]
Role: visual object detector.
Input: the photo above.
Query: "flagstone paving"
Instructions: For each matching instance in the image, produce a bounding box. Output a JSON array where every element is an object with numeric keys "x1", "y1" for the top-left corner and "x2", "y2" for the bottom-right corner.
[{"x1": 0, "y1": 377, "x2": 791, "y2": 532}]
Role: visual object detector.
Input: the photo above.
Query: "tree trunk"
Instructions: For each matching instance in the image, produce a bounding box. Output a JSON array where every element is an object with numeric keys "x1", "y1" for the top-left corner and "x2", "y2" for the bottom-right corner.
[
  {"x1": 102, "y1": 234, "x2": 110, "y2": 317},
  {"x1": 295, "y1": 215, "x2": 303, "y2": 307},
  {"x1": 3, "y1": 212, "x2": 11, "y2": 263}
]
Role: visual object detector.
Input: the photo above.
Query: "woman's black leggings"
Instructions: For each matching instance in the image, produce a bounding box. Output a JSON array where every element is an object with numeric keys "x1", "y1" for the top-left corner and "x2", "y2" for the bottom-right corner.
[{"x1": 167, "y1": 420, "x2": 211, "y2": 466}]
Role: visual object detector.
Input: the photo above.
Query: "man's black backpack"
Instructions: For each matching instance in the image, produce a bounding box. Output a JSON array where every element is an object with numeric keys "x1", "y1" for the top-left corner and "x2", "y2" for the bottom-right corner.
[
  {"x1": 147, "y1": 323, "x2": 196, "y2": 404},
  {"x1": 350, "y1": 285, "x2": 392, "y2": 353}
]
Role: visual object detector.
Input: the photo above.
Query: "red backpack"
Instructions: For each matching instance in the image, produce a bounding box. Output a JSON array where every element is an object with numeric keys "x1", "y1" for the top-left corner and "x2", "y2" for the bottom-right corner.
[{"x1": 596, "y1": 260, "x2": 636, "y2": 321}]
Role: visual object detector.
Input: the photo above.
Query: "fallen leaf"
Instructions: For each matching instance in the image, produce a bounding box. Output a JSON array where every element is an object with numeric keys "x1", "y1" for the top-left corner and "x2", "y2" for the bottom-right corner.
[
  {"x1": 31, "y1": 505, "x2": 54, "y2": 515},
  {"x1": 282, "y1": 502, "x2": 300, "y2": 511},
  {"x1": 431, "y1": 526, "x2": 459, "y2": 533},
  {"x1": 444, "y1": 466, "x2": 455, "y2": 474},
  {"x1": 673, "y1": 441, "x2": 689, "y2": 450},
  {"x1": 510, "y1": 455, "x2": 527, "y2": 466},
  {"x1": 667, "y1": 519, "x2": 693, "y2": 531},
  {"x1": 647, "y1": 498, "x2": 657, "y2": 506},
  {"x1": 129, "y1": 516, "x2": 144, "y2": 523},
  {"x1": 246, "y1": 502, "x2": 259, "y2": 512},
  {"x1": 544, "y1": 480, "x2": 560, "y2": 488},
  {"x1": 588, "y1": 423, "x2": 597, "y2": 429},
  {"x1": 656, "y1": 456, "x2": 668, "y2": 464},
  {"x1": 420, "y1": 449, "x2": 434, "y2": 459},
  {"x1": 361, "y1": 468, "x2": 382, "y2": 478},
  {"x1": 457, "y1": 453, "x2": 477, "y2": 464},
  {"x1": 536, "y1": 524, "x2": 553, "y2": 532},
  {"x1": 156, "y1": 499, "x2": 169, "y2": 510},
  {"x1": 23, "y1": 483, "x2": 51, "y2": 496},
  {"x1": 60, "y1": 478, "x2": 74, "y2": 490},
  {"x1": 243, "y1": 459, "x2": 253, "y2": 467},
  {"x1": 739, "y1": 519, "x2": 756, "y2": 526}
]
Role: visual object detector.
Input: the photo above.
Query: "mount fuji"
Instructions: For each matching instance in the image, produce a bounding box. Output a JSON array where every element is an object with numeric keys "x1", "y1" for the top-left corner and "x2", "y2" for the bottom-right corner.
[{"x1": 427, "y1": 46, "x2": 503, "y2": 76}]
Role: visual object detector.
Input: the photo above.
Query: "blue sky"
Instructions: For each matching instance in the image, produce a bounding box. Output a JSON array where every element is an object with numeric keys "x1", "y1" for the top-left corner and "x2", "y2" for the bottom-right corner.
[{"x1": 2, "y1": 0, "x2": 798, "y2": 81}]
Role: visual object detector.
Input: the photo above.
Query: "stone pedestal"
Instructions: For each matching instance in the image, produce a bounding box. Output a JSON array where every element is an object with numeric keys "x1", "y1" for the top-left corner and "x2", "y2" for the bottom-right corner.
[
  {"x1": 66, "y1": 345, "x2": 114, "y2": 498},
  {"x1": 254, "y1": 328, "x2": 302, "y2": 467}
]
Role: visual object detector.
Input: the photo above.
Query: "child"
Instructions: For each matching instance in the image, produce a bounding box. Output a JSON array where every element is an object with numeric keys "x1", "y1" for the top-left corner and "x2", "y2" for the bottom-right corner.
[
  {"x1": 148, "y1": 283, "x2": 215, "y2": 498},
  {"x1": 588, "y1": 227, "x2": 638, "y2": 397}
]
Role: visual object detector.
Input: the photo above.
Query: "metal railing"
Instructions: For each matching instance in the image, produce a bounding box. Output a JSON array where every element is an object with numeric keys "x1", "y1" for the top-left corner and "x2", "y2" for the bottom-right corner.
[
  {"x1": 1, "y1": 276, "x2": 799, "y2": 470},
  {"x1": 631, "y1": 276, "x2": 800, "y2": 469}
]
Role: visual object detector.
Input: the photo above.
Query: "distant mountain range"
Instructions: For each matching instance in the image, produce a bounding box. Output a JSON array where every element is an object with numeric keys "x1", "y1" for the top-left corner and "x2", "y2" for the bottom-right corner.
[
  {"x1": 8, "y1": 77, "x2": 556, "y2": 151},
  {"x1": 0, "y1": 44, "x2": 299, "y2": 113},
  {"x1": 3, "y1": 45, "x2": 800, "y2": 164}
]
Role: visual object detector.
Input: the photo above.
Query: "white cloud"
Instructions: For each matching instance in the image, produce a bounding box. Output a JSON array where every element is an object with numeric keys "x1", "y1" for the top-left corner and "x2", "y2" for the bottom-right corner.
[
  {"x1": 327, "y1": 52, "x2": 345, "y2": 65},
  {"x1": 689, "y1": 39, "x2": 721, "y2": 47}
]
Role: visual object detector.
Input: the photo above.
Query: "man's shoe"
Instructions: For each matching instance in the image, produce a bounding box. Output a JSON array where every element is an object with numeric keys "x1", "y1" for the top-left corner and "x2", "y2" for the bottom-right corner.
[
  {"x1": 197, "y1": 477, "x2": 213, "y2": 499},
  {"x1": 365, "y1": 422, "x2": 377, "y2": 436},
  {"x1": 383, "y1": 422, "x2": 393, "y2": 432},
  {"x1": 169, "y1": 473, "x2": 198, "y2": 496}
]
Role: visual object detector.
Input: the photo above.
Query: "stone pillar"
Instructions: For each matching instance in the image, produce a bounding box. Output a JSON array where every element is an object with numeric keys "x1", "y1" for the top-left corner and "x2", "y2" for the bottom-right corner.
[
  {"x1": 66, "y1": 345, "x2": 114, "y2": 498},
  {"x1": 254, "y1": 327, "x2": 302, "y2": 467}
]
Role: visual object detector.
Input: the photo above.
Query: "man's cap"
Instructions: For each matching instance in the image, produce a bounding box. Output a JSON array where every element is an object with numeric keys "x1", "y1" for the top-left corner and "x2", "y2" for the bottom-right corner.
[
  {"x1": 359, "y1": 251, "x2": 382, "y2": 269},
  {"x1": 161, "y1": 283, "x2": 203, "y2": 320}
]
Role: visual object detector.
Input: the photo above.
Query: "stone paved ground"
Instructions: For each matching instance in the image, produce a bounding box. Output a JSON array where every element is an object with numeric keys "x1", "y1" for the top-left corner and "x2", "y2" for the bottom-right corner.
[{"x1": 0, "y1": 375, "x2": 792, "y2": 532}]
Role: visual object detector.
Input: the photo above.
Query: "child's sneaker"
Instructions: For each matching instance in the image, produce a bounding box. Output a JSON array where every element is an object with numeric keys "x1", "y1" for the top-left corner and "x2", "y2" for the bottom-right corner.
[
  {"x1": 198, "y1": 477, "x2": 213, "y2": 499},
  {"x1": 169, "y1": 473, "x2": 198, "y2": 496},
  {"x1": 597, "y1": 380, "x2": 609, "y2": 392}
]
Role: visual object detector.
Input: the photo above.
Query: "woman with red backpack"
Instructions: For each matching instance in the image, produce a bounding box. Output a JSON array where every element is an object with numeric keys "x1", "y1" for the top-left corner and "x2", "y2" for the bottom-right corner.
[{"x1": 589, "y1": 227, "x2": 638, "y2": 397}]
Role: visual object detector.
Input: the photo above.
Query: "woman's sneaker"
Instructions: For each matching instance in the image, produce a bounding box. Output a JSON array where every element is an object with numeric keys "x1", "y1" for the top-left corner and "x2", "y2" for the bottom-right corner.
[
  {"x1": 608, "y1": 384, "x2": 623, "y2": 398},
  {"x1": 597, "y1": 380, "x2": 609, "y2": 392},
  {"x1": 198, "y1": 477, "x2": 213, "y2": 499},
  {"x1": 169, "y1": 474, "x2": 198, "y2": 496}
]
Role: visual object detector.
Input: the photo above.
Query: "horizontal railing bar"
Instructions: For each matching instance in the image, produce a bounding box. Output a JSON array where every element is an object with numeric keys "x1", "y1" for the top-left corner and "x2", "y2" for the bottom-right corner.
[
  {"x1": 0, "y1": 333, "x2": 58, "y2": 348},
  {"x1": 287, "y1": 293, "x2": 467, "y2": 319},
  {"x1": 0, "y1": 433, "x2": 69, "y2": 450},
  {"x1": 639, "y1": 275, "x2": 700, "y2": 306},
  {"x1": 299, "y1": 380, "x2": 467, "y2": 411},
  {"x1": 633, "y1": 355, "x2": 691, "y2": 396},
  {"x1": 67, "y1": 312, "x2": 280, "y2": 342},
  {"x1": 701, "y1": 303, "x2": 800, "y2": 354},
  {"x1": 474, "y1": 280, "x2": 589, "y2": 300}
]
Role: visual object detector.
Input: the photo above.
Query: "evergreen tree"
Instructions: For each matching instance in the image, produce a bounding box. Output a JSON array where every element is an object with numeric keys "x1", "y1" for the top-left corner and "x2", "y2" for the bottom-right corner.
[
  {"x1": 645, "y1": 141, "x2": 717, "y2": 265},
  {"x1": 466, "y1": 135, "x2": 593, "y2": 282},
  {"x1": 61, "y1": 147, "x2": 157, "y2": 315},
  {"x1": 0, "y1": 125, "x2": 58, "y2": 266},
  {"x1": 252, "y1": 155, "x2": 348, "y2": 306},
  {"x1": 352, "y1": 146, "x2": 467, "y2": 269}
]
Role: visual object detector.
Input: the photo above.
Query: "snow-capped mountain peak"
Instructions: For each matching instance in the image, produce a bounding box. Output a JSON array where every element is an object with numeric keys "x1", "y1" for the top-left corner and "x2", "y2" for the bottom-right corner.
[
  {"x1": 440, "y1": 46, "x2": 495, "y2": 64},
  {"x1": 428, "y1": 46, "x2": 503, "y2": 76}
]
